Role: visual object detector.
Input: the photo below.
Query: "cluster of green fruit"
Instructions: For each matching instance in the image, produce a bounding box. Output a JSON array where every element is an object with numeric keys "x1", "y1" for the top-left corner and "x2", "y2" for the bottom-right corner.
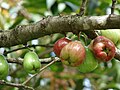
[
  {"x1": 53, "y1": 30, "x2": 118, "y2": 73},
  {"x1": 0, "y1": 51, "x2": 41, "y2": 80}
]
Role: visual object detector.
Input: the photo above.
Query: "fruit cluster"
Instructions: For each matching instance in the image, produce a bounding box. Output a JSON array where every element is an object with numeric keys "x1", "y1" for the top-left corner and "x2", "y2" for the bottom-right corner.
[
  {"x1": 53, "y1": 36, "x2": 116, "y2": 73},
  {"x1": 0, "y1": 51, "x2": 41, "y2": 80},
  {"x1": 0, "y1": 30, "x2": 118, "y2": 79}
]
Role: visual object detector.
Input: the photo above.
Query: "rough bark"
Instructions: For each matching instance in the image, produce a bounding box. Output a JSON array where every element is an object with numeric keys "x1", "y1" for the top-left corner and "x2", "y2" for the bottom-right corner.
[{"x1": 0, "y1": 14, "x2": 120, "y2": 47}]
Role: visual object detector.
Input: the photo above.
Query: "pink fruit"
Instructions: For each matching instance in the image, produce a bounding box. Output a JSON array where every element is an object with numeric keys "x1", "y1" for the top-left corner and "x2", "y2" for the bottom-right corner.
[
  {"x1": 60, "y1": 41, "x2": 86, "y2": 67},
  {"x1": 89, "y1": 36, "x2": 116, "y2": 62},
  {"x1": 53, "y1": 37, "x2": 72, "y2": 57}
]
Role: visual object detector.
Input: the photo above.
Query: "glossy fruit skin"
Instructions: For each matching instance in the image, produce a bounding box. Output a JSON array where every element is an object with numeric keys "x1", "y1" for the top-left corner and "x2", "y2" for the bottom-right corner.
[
  {"x1": 0, "y1": 54, "x2": 9, "y2": 79},
  {"x1": 90, "y1": 36, "x2": 116, "y2": 62},
  {"x1": 60, "y1": 41, "x2": 86, "y2": 67},
  {"x1": 23, "y1": 51, "x2": 41, "y2": 74},
  {"x1": 53, "y1": 37, "x2": 72, "y2": 57},
  {"x1": 78, "y1": 47, "x2": 98, "y2": 73}
]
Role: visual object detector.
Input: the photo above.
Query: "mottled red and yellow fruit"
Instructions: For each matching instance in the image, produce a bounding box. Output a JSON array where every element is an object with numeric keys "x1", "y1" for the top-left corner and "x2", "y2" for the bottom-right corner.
[
  {"x1": 60, "y1": 41, "x2": 86, "y2": 67},
  {"x1": 53, "y1": 37, "x2": 72, "y2": 57},
  {"x1": 89, "y1": 36, "x2": 116, "y2": 62}
]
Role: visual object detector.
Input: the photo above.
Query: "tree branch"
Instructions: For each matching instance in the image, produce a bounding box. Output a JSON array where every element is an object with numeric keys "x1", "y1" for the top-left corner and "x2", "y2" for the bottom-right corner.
[
  {"x1": 7, "y1": 58, "x2": 23, "y2": 65},
  {"x1": 0, "y1": 80, "x2": 34, "y2": 90},
  {"x1": 79, "y1": 0, "x2": 87, "y2": 16},
  {"x1": 0, "y1": 15, "x2": 120, "y2": 47},
  {"x1": 7, "y1": 57, "x2": 60, "y2": 65},
  {"x1": 4, "y1": 44, "x2": 53, "y2": 56}
]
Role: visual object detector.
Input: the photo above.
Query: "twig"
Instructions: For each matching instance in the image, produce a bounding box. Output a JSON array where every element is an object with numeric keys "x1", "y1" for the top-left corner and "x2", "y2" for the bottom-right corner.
[
  {"x1": 115, "y1": 48, "x2": 120, "y2": 60},
  {"x1": 40, "y1": 57, "x2": 59, "y2": 62},
  {"x1": 7, "y1": 58, "x2": 23, "y2": 65},
  {"x1": 22, "y1": 57, "x2": 60, "y2": 85},
  {"x1": 4, "y1": 44, "x2": 53, "y2": 56},
  {"x1": 111, "y1": 0, "x2": 117, "y2": 14},
  {"x1": 39, "y1": 48, "x2": 53, "y2": 57},
  {"x1": 78, "y1": 0, "x2": 97, "y2": 40},
  {"x1": 78, "y1": 0, "x2": 87, "y2": 16},
  {"x1": 19, "y1": 7, "x2": 32, "y2": 21},
  {"x1": 0, "y1": 80, "x2": 34, "y2": 90},
  {"x1": 7, "y1": 57, "x2": 60, "y2": 65}
]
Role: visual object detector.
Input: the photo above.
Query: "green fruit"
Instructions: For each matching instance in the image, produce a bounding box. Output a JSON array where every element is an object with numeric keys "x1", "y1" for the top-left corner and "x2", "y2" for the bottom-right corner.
[
  {"x1": 50, "y1": 62, "x2": 64, "y2": 72},
  {"x1": 101, "y1": 29, "x2": 120, "y2": 44},
  {"x1": 23, "y1": 51, "x2": 41, "y2": 74},
  {"x1": 78, "y1": 47, "x2": 98, "y2": 73},
  {"x1": 0, "y1": 54, "x2": 9, "y2": 79},
  {"x1": 116, "y1": 31, "x2": 120, "y2": 49},
  {"x1": 101, "y1": 29, "x2": 120, "y2": 49}
]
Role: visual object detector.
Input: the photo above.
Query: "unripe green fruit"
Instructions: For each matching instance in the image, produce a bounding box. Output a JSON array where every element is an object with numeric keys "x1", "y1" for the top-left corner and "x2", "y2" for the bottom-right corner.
[
  {"x1": 78, "y1": 47, "x2": 98, "y2": 73},
  {"x1": 0, "y1": 54, "x2": 9, "y2": 79},
  {"x1": 101, "y1": 29, "x2": 120, "y2": 50},
  {"x1": 101, "y1": 29, "x2": 120, "y2": 44},
  {"x1": 23, "y1": 51, "x2": 41, "y2": 74},
  {"x1": 117, "y1": 43, "x2": 120, "y2": 49}
]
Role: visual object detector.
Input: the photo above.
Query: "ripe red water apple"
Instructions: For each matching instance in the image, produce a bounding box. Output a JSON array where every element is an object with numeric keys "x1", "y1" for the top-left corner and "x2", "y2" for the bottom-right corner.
[
  {"x1": 60, "y1": 41, "x2": 86, "y2": 67},
  {"x1": 53, "y1": 37, "x2": 72, "y2": 57},
  {"x1": 89, "y1": 36, "x2": 116, "y2": 62}
]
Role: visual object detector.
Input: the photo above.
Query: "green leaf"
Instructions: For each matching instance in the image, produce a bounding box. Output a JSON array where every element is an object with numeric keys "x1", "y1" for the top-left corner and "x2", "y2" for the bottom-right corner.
[
  {"x1": 50, "y1": 62, "x2": 64, "y2": 72},
  {"x1": 58, "y1": 0, "x2": 80, "y2": 6},
  {"x1": 0, "y1": 14, "x2": 5, "y2": 29},
  {"x1": 23, "y1": 0, "x2": 47, "y2": 14},
  {"x1": 50, "y1": 1, "x2": 59, "y2": 15},
  {"x1": 65, "y1": 1, "x2": 79, "y2": 12}
]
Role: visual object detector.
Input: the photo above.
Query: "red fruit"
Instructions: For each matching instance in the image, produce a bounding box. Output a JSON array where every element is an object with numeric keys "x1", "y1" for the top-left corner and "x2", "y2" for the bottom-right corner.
[
  {"x1": 60, "y1": 41, "x2": 86, "y2": 67},
  {"x1": 53, "y1": 37, "x2": 72, "y2": 57},
  {"x1": 90, "y1": 36, "x2": 116, "y2": 62}
]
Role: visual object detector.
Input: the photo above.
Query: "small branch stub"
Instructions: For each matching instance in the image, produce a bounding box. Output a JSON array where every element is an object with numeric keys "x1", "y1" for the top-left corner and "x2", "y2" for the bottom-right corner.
[{"x1": 111, "y1": 0, "x2": 117, "y2": 14}]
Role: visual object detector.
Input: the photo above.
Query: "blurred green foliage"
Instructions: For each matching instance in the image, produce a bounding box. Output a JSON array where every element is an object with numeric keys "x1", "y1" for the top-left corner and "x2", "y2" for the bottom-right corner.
[{"x1": 0, "y1": 0, "x2": 120, "y2": 90}]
